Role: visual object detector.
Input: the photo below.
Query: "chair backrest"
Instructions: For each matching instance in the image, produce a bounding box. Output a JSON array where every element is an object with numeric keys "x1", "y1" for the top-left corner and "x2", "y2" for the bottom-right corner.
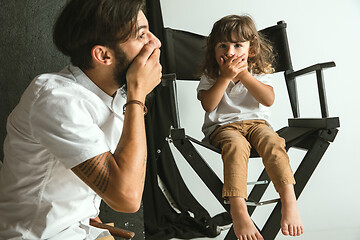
[
  {"x1": 259, "y1": 21, "x2": 298, "y2": 117},
  {"x1": 162, "y1": 21, "x2": 294, "y2": 78},
  {"x1": 162, "y1": 28, "x2": 206, "y2": 80},
  {"x1": 259, "y1": 21, "x2": 293, "y2": 73}
]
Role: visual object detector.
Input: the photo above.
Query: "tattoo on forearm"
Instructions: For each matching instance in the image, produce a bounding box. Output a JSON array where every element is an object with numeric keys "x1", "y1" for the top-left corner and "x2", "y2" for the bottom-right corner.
[
  {"x1": 76, "y1": 153, "x2": 112, "y2": 193},
  {"x1": 93, "y1": 156, "x2": 110, "y2": 193},
  {"x1": 80, "y1": 154, "x2": 103, "y2": 177}
]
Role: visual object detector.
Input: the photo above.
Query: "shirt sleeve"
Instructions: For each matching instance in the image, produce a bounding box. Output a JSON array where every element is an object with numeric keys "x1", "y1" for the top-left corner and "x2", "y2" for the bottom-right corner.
[
  {"x1": 29, "y1": 85, "x2": 111, "y2": 169},
  {"x1": 254, "y1": 73, "x2": 272, "y2": 87},
  {"x1": 196, "y1": 75, "x2": 216, "y2": 93}
]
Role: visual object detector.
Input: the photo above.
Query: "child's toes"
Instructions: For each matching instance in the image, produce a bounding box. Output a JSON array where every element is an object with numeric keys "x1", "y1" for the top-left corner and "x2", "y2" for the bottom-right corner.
[
  {"x1": 287, "y1": 225, "x2": 294, "y2": 236},
  {"x1": 281, "y1": 224, "x2": 289, "y2": 236},
  {"x1": 297, "y1": 225, "x2": 304, "y2": 236}
]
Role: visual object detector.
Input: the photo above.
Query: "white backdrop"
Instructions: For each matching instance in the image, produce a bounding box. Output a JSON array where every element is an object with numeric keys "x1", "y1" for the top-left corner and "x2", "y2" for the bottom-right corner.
[{"x1": 160, "y1": 0, "x2": 360, "y2": 239}]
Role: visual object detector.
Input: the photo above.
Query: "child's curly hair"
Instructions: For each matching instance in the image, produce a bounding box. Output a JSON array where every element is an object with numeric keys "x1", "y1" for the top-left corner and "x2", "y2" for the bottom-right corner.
[{"x1": 201, "y1": 15, "x2": 275, "y2": 79}]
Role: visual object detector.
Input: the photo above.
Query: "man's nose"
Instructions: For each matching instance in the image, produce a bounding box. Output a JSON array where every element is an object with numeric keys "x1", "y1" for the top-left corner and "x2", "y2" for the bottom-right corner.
[{"x1": 149, "y1": 32, "x2": 161, "y2": 48}]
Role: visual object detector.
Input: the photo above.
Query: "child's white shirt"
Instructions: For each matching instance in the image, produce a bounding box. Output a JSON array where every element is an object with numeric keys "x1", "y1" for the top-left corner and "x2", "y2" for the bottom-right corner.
[{"x1": 196, "y1": 73, "x2": 272, "y2": 141}]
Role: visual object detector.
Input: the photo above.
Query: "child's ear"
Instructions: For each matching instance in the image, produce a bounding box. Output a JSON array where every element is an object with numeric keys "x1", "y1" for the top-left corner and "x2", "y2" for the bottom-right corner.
[{"x1": 91, "y1": 45, "x2": 113, "y2": 65}]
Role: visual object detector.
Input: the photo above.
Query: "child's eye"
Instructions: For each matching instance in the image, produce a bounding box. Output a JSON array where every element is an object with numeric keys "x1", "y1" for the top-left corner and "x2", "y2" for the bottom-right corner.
[
  {"x1": 219, "y1": 43, "x2": 226, "y2": 48},
  {"x1": 234, "y1": 43, "x2": 242, "y2": 48}
]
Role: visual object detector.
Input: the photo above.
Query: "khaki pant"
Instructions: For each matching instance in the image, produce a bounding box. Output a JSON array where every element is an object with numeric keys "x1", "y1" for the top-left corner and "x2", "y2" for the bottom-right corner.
[{"x1": 209, "y1": 120, "x2": 295, "y2": 199}]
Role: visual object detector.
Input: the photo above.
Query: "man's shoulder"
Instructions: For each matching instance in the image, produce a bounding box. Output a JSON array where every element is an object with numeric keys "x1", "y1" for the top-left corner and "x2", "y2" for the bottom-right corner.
[
  {"x1": 35, "y1": 65, "x2": 76, "y2": 87},
  {"x1": 30, "y1": 65, "x2": 94, "y2": 97},
  {"x1": 18, "y1": 65, "x2": 94, "y2": 110}
]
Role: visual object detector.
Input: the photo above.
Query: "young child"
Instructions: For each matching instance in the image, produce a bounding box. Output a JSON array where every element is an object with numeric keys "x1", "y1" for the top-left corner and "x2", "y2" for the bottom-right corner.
[{"x1": 197, "y1": 15, "x2": 304, "y2": 239}]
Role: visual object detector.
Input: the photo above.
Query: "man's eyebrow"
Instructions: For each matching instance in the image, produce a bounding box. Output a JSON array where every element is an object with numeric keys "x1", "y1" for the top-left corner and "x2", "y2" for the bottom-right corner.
[
  {"x1": 133, "y1": 25, "x2": 148, "y2": 37},
  {"x1": 136, "y1": 25, "x2": 148, "y2": 33}
]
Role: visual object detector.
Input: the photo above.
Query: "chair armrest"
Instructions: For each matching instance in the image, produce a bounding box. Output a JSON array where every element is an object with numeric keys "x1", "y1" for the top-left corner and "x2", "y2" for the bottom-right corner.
[
  {"x1": 161, "y1": 74, "x2": 181, "y2": 129},
  {"x1": 285, "y1": 61, "x2": 336, "y2": 118},
  {"x1": 288, "y1": 117, "x2": 340, "y2": 129},
  {"x1": 286, "y1": 61, "x2": 335, "y2": 79}
]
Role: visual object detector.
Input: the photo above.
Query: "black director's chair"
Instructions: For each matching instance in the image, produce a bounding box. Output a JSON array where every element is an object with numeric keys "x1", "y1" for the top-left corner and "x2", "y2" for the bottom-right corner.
[{"x1": 160, "y1": 21, "x2": 339, "y2": 239}]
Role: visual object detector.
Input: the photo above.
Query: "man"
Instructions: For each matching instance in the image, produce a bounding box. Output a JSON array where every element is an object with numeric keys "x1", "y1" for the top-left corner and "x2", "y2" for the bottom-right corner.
[{"x1": 0, "y1": 0, "x2": 162, "y2": 239}]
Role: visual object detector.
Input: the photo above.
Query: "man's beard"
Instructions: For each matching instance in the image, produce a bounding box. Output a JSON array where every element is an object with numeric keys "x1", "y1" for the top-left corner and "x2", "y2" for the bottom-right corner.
[{"x1": 113, "y1": 46, "x2": 132, "y2": 95}]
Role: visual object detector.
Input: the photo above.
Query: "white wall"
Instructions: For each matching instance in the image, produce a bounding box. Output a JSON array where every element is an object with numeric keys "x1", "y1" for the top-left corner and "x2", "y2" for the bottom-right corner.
[{"x1": 160, "y1": 0, "x2": 360, "y2": 239}]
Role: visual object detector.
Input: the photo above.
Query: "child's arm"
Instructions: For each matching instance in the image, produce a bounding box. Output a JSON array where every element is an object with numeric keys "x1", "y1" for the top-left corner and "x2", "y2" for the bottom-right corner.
[
  {"x1": 238, "y1": 71, "x2": 275, "y2": 107},
  {"x1": 199, "y1": 55, "x2": 246, "y2": 112},
  {"x1": 198, "y1": 76, "x2": 230, "y2": 112}
]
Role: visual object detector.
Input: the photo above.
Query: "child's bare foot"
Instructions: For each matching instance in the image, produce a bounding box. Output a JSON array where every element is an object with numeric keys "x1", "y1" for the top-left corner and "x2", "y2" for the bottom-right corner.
[
  {"x1": 278, "y1": 185, "x2": 304, "y2": 236},
  {"x1": 229, "y1": 197, "x2": 264, "y2": 240},
  {"x1": 281, "y1": 198, "x2": 303, "y2": 236}
]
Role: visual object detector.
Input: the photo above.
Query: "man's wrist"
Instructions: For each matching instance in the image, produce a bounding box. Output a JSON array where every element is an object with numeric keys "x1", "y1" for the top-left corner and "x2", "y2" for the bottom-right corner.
[
  {"x1": 123, "y1": 100, "x2": 148, "y2": 115},
  {"x1": 126, "y1": 89, "x2": 146, "y2": 103}
]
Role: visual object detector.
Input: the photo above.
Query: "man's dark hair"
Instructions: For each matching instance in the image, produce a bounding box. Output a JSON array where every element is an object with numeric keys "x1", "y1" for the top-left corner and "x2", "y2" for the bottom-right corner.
[{"x1": 53, "y1": 0, "x2": 145, "y2": 70}]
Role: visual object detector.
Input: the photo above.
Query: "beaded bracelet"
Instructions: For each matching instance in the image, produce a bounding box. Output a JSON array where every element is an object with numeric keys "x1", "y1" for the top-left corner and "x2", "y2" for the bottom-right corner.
[{"x1": 123, "y1": 100, "x2": 148, "y2": 115}]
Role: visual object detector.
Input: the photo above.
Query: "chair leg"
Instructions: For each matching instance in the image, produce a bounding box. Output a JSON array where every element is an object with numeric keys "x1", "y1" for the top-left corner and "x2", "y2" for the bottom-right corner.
[
  {"x1": 172, "y1": 133, "x2": 230, "y2": 212},
  {"x1": 247, "y1": 169, "x2": 271, "y2": 216},
  {"x1": 224, "y1": 226, "x2": 237, "y2": 240}
]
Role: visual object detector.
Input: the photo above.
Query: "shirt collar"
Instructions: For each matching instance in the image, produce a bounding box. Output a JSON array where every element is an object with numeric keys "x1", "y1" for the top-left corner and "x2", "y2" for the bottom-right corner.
[{"x1": 67, "y1": 64, "x2": 126, "y2": 116}]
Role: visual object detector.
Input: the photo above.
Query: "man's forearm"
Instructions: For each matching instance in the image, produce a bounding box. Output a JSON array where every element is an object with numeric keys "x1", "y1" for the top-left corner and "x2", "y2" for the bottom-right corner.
[{"x1": 114, "y1": 101, "x2": 147, "y2": 195}]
